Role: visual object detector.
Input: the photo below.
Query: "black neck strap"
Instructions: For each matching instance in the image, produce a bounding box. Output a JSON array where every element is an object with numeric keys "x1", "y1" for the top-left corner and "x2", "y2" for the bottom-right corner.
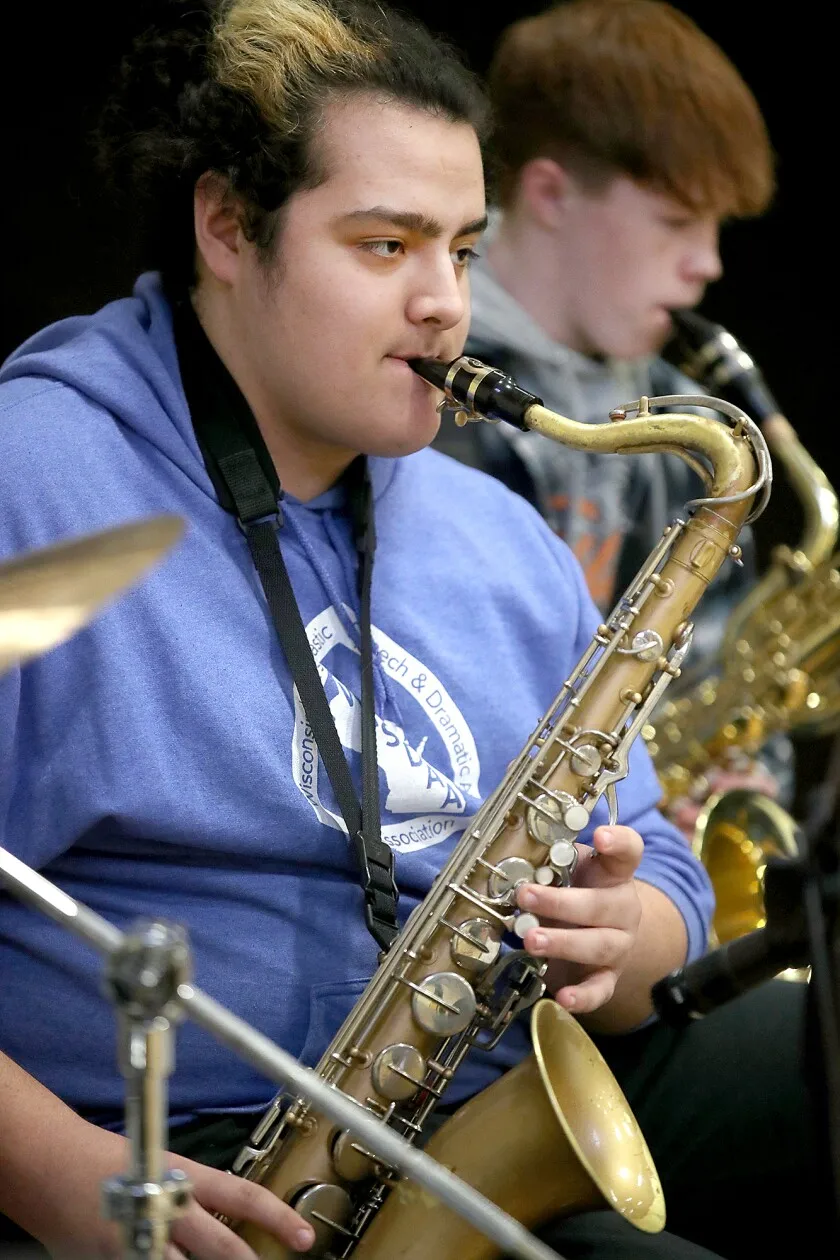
[{"x1": 172, "y1": 295, "x2": 398, "y2": 952}]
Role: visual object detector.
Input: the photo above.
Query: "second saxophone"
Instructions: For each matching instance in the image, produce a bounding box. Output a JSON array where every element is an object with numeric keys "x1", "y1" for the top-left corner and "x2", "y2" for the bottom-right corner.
[{"x1": 645, "y1": 311, "x2": 840, "y2": 947}]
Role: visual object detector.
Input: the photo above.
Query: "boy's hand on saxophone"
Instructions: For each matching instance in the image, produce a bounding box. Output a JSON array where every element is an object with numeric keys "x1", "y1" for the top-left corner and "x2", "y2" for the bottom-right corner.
[{"x1": 515, "y1": 825, "x2": 644, "y2": 1015}]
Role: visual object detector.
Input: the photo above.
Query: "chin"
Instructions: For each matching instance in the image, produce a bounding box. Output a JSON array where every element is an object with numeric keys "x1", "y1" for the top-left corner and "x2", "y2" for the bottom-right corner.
[
  {"x1": 369, "y1": 413, "x2": 441, "y2": 460},
  {"x1": 610, "y1": 331, "x2": 668, "y2": 360},
  {"x1": 649, "y1": 326, "x2": 674, "y2": 356},
  {"x1": 359, "y1": 369, "x2": 443, "y2": 456},
  {"x1": 599, "y1": 311, "x2": 673, "y2": 360}
]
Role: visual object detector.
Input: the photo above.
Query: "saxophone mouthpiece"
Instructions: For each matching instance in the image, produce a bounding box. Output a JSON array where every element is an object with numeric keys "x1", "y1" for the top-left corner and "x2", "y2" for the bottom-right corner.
[
  {"x1": 662, "y1": 309, "x2": 779, "y2": 424},
  {"x1": 408, "y1": 355, "x2": 542, "y2": 430},
  {"x1": 408, "y1": 357, "x2": 450, "y2": 391}
]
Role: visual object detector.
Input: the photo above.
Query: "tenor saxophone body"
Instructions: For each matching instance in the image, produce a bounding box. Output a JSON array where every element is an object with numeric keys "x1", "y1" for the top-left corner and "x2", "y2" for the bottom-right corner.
[{"x1": 230, "y1": 356, "x2": 769, "y2": 1260}]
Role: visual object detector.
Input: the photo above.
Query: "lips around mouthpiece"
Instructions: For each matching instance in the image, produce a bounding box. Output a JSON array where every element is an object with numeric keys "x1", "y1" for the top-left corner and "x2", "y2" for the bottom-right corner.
[{"x1": 407, "y1": 358, "x2": 450, "y2": 389}]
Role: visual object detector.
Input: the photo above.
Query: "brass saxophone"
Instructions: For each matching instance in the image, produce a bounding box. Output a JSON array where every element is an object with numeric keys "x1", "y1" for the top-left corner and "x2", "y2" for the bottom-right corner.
[
  {"x1": 642, "y1": 311, "x2": 840, "y2": 945},
  {"x1": 229, "y1": 355, "x2": 770, "y2": 1260}
]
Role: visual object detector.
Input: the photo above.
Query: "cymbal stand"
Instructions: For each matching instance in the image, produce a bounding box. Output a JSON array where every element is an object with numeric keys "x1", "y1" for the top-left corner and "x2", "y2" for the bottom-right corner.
[
  {"x1": 0, "y1": 846, "x2": 563, "y2": 1260},
  {"x1": 100, "y1": 919, "x2": 193, "y2": 1260}
]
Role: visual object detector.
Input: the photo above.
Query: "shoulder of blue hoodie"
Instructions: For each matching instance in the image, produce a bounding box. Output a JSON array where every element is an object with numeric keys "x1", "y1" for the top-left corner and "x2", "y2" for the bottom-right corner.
[{"x1": 0, "y1": 273, "x2": 710, "y2": 1121}]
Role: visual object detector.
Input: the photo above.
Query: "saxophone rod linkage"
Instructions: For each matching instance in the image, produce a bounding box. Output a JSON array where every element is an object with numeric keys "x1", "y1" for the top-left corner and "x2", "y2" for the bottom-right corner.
[{"x1": 0, "y1": 846, "x2": 565, "y2": 1260}]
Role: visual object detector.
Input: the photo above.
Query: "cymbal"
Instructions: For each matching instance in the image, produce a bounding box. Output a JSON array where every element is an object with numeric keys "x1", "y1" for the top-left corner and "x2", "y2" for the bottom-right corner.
[{"x1": 0, "y1": 515, "x2": 184, "y2": 677}]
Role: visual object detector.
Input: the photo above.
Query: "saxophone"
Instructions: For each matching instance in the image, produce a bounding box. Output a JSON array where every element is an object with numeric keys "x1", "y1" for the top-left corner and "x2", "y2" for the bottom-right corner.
[
  {"x1": 228, "y1": 355, "x2": 770, "y2": 1260},
  {"x1": 642, "y1": 311, "x2": 840, "y2": 945}
]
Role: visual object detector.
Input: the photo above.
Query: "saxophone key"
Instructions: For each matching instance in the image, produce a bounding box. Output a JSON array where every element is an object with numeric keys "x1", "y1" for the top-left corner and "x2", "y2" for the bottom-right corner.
[
  {"x1": 526, "y1": 790, "x2": 589, "y2": 845},
  {"x1": 569, "y1": 742, "x2": 603, "y2": 777},
  {"x1": 446, "y1": 916, "x2": 502, "y2": 972},
  {"x1": 486, "y1": 856, "x2": 536, "y2": 903},
  {"x1": 371, "y1": 1043, "x2": 428, "y2": 1102},
  {"x1": 407, "y1": 971, "x2": 476, "y2": 1035},
  {"x1": 331, "y1": 1128, "x2": 381, "y2": 1181},
  {"x1": 549, "y1": 838, "x2": 579, "y2": 885},
  {"x1": 290, "y1": 1183, "x2": 355, "y2": 1253},
  {"x1": 631, "y1": 629, "x2": 664, "y2": 661},
  {"x1": 513, "y1": 912, "x2": 541, "y2": 939}
]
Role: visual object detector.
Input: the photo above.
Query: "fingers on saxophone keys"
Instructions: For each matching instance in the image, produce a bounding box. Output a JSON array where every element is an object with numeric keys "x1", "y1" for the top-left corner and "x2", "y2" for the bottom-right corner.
[
  {"x1": 522, "y1": 925, "x2": 627, "y2": 968},
  {"x1": 517, "y1": 882, "x2": 615, "y2": 926},
  {"x1": 554, "y1": 970, "x2": 616, "y2": 1014},
  {"x1": 589, "y1": 825, "x2": 644, "y2": 884},
  {"x1": 173, "y1": 1166, "x2": 317, "y2": 1257}
]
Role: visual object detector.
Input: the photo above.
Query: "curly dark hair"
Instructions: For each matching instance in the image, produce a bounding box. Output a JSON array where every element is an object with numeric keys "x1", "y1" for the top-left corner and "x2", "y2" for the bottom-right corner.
[{"x1": 93, "y1": 0, "x2": 490, "y2": 290}]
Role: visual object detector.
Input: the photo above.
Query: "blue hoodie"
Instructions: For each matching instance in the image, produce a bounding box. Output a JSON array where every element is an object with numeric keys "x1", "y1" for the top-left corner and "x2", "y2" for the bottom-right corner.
[{"x1": 0, "y1": 273, "x2": 713, "y2": 1130}]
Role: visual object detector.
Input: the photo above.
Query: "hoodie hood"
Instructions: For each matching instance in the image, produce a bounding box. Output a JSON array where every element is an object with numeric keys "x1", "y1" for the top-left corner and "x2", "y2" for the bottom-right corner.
[
  {"x1": 1, "y1": 273, "x2": 206, "y2": 490},
  {"x1": 0, "y1": 272, "x2": 399, "y2": 510}
]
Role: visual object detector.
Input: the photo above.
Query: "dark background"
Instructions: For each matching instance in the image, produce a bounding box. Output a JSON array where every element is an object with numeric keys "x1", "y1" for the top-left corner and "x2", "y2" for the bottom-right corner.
[
  {"x1": 2, "y1": 2, "x2": 834, "y2": 801},
  {"x1": 2, "y1": 2, "x2": 832, "y2": 492}
]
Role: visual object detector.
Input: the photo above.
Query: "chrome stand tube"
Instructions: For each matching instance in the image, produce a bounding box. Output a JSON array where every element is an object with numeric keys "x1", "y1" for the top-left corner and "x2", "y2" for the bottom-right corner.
[{"x1": 100, "y1": 921, "x2": 193, "y2": 1259}]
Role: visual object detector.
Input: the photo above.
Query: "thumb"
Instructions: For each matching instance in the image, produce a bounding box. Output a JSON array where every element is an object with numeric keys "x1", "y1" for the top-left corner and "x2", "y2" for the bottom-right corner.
[{"x1": 576, "y1": 825, "x2": 644, "y2": 888}]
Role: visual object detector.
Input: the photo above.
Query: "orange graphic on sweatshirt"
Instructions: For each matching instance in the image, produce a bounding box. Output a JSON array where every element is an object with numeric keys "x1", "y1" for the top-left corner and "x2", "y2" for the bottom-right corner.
[{"x1": 547, "y1": 494, "x2": 623, "y2": 609}]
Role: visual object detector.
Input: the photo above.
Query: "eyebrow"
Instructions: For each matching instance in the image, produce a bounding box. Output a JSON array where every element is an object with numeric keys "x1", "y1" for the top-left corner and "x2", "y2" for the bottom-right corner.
[{"x1": 338, "y1": 206, "x2": 488, "y2": 239}]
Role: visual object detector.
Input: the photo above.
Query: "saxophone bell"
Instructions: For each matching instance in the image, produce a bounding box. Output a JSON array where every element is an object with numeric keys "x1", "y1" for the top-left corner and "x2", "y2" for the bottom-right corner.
[{"x1": 353, "y1": 1000, "x2": 664, "y2": 1260}]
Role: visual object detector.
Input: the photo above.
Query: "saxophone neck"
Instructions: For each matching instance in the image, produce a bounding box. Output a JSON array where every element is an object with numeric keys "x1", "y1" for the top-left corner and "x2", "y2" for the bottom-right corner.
[
  {"x1": 762, "y1": 413, "x2": 839, "y2": 571},
  {"x1": 661, "y1": 309, "x2": 839, "y2": 572},
  {"x1": 525, "y1": 393, "x2": 766, "y2": 518},
  {"x1": 718, "y1": 413, "x2": 839, "y2": 658},
  {"x1": 410, "y1": 355, "x2": 770, "y2": 526}
]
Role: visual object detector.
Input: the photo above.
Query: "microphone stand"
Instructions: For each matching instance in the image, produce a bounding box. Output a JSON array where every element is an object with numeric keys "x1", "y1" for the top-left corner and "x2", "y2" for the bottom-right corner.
[
  {"x1": 0, "y1": 846, "x2": 563, "y2": 1260},
  {"x1": 651, "y1": 734, "x2": 840, "y2": 1230}
]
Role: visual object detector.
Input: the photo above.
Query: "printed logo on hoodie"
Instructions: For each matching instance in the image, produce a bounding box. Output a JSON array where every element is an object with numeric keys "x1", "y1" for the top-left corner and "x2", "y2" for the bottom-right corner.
[{"x1": 292, "y1": 606, "x2": 481, "y2": 853}]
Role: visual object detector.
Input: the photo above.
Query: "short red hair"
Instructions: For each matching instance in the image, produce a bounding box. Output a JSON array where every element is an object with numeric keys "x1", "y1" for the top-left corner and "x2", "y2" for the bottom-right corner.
[{"x1": 488, "y1": 0, "x2": 774, "y2": 216}]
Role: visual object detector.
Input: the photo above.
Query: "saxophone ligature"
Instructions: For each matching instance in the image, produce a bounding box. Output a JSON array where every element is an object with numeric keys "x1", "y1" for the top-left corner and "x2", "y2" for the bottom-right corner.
[
  {"x1": 643, "y1": 311, "x2": 840, "y2": 946},
  {"x1": 226, "y1": 354, "x2": 770, "y2": 1260}
]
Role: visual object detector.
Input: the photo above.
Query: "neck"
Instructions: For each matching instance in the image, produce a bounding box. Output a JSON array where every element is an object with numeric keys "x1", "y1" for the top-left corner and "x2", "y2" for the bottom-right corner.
[
  {"x1": 487, "y1": 209, "x2": 586, "y2": 354},
  {"x1": 191, "y1": 283, "x2": 357, "y2": 502}
]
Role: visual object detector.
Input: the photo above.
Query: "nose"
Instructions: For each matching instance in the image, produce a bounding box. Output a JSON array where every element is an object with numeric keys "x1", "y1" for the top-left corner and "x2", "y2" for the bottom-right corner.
[
  {"x1": 405, "y1": 252, "x2": 467, "y2": 331},
  {"x1": 682, "y1": 222, "x2": 723, "y2": 286}
]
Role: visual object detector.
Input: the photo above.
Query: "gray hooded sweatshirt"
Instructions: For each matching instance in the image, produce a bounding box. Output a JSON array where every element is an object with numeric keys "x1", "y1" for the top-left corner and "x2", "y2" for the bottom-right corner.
[{"x1": 434, "y1": 248, "x2": 756, "y2": 670}]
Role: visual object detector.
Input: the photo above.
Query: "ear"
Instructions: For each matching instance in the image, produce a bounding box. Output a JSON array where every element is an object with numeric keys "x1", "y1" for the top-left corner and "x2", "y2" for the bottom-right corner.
[
  {"x1": 194, "y1": 172, "x2": 245, "y2": 286},
  {"x1": 517, "y1": 157, "x2": 574, "y2": 231}
]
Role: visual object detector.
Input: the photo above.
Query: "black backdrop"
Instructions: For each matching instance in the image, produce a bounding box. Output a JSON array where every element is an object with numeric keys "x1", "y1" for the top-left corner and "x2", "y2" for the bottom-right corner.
[
  {"x1": 2, "y1": 2, "x2": 831, "y2": 480},
  {"x1": 1, "y1": 2, "x2": 833, "y2": 796}
]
